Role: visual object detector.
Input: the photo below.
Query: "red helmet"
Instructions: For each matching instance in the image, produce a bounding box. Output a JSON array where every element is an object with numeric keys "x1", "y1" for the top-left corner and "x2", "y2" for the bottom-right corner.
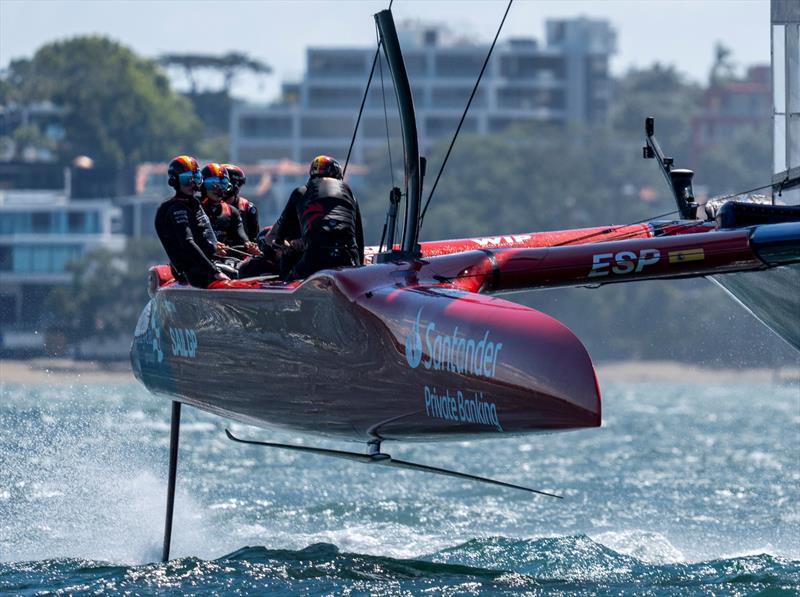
[
  {"x1": 309, "y1": 155, "x2": 343, "y2": 180},
  {"x1": 167, "y1": 155, "x2": 201, "y2": 190},
  {"x1": 201, "y1": 163, "x2": 231, "y2": 197},
  {"x1": 221, "y1": 163, "x2": 246, "y2": 189}
]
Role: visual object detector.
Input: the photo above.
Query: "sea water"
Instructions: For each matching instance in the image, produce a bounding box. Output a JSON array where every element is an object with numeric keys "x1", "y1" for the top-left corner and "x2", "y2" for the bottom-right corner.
[{"x1": 0, "y1": 379, "x2": 798, "y2": 595}]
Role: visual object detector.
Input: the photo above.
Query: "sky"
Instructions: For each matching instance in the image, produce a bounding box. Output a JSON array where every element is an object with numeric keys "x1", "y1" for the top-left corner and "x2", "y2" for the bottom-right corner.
[{"x1": 0, "y1": 0, "x2": 770, "y2": 103}]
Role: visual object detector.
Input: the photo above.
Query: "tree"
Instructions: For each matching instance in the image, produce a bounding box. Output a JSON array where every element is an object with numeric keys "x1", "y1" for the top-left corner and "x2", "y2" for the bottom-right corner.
[
  {"x1": 44, "y1": 239, "x2": 165, "y2": 348},
  {"x1": 157, "y1": 52, "x2": 272, "y2": 94},
  {"x1": 709, "y1": 42, "x2": 737, "y2": 87},
  {"x1": 1, "y1": 36, "x2": 201, "y2": 168},
  {"x1": 610, "y1": 64, "x2": 702, "y2": 164}
]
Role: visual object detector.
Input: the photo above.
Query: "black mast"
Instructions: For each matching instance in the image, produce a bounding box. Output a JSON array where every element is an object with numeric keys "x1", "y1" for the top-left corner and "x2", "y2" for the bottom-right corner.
[{"x1": 375, "y1": 9, "x2": 422, "y2": 257}]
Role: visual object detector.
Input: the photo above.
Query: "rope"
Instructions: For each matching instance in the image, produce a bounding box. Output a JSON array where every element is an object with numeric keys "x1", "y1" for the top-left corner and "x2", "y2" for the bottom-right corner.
[
  {"x1": 343, "y1": 0, "x2": 394, "y2": 177},
  {"x1": 419, "y1": 0, "x2": 513, "y2": 229},
  {"x1": 553, "y1": 174, "x2": 800, "y2": 248}
]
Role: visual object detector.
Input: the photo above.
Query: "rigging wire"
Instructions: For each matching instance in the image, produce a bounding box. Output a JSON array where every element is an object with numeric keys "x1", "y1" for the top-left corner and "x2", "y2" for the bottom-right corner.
[
  {"x1": 418, "y1": 0, "x2": 513, "y2": 229},
  {"x1": 376, "y1": 28, "x2": 396, "y2": 190},
  {"x1": 343, "y1": 48, "x2": 379, "y2": 178},
  {"x1": 376, "y1": 23, "x2": 401, "y2": 249},
  {"x1": 343, "y1": 0, "x2": 394, "y2": 177}
]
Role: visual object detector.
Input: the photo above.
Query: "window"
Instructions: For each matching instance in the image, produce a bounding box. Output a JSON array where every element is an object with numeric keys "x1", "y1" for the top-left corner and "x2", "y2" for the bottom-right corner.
[
  {"x1": 363, "y1": 117, "x2": 402, "y2": 140},
  {"x1": 431, "y1": 87, "x2": 484, "y2": 108},
  {"x1": 0, "y1": 213, "x2": 30, "y2": 234},
  {"x1": 68, "y1": 211, "x2": 86, "y2": 233},
  {"x1": 13, "y1": 247, "x2": 31, "y2": 272},
  {"x1": 50, "y1": 246, "x2": 81, "y2": 272},
  {"x1": 300, "y1": 116, "x2": 355, "y2": 138},
  {"x1": 86, "y1": 211, "x2": 99, "y2": 234},
  {"x1": 0, "y1": 246, "x2": 10, "y2": 271},
  {"x1": 0, "y1": 293, "x2": 17, "y2": 324},
  {"x1": 308, "y1": 87, "x2": 362, "y2": 108},
  {"x1": 31, "y1": 212, "x2": 52, "y2": 233},
  {"x1": 238, "y1": 147, "x2": 295, "y2": 162},
  {"x1": 435, "y1": 53, "x2": 484, "y2": 77},
  {"x1": 308, "y1": 51, "x2": 367, "y2": 77},
  {"x1": 240, "y1": 115, "x2": 293, "y2": 139},
  {"x1": 405, "y1": 53, "x2": 428, "y2": 77},
  {"x1": 496, "y1": 87, "x2": 565, "y2": 110},
  {"x1": 499, "y1": 55, "x2": 565, "y2": 79},
  {"x1": 32, "y1": 247, "x2": 49, "y2": 272},
  {"x1": 10, "y1": 244, "x2": 82, "y2": 273}
]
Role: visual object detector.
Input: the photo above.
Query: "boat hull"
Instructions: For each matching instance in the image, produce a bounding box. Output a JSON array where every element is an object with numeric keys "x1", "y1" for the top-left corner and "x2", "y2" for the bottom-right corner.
[{"x1": 130, "y1": 272, "x2": 601, "y2": 442}]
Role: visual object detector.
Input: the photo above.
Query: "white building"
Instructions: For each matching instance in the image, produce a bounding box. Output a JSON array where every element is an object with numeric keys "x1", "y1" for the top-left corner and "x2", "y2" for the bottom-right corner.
[
  {"x1": 0, "y1": 187, "x2": 124, "y2": 352},
  {"x1": 772, "y1": 0, "x2": 800, "y2": 205},
  {"x1": 231, "y1": 18, "x2": 616, "y2": 165}
]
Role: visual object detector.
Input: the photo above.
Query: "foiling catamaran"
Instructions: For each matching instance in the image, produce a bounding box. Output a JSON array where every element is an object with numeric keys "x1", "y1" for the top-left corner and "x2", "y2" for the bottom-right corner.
[{"x1": 131, "y1": 7, "x2": 800, "y2": 561}]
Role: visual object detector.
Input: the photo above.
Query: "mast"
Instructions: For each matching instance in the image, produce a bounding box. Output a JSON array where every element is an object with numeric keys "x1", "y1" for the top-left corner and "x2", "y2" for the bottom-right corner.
[{"x1": 375, "y1": 9, "x2": 422, "y2": 257}]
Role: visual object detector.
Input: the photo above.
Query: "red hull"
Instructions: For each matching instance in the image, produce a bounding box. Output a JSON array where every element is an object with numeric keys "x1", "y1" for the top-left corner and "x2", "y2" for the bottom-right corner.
[{"x1": 133, "y1": 220, "x2": 795, "y2": 442}]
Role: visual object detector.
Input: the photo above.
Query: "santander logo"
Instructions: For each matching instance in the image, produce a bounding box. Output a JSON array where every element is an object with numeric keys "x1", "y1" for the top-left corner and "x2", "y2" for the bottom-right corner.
[
  {"x1": 404, "y1": 308, "x2": 503, "y2": 378},
  {"x1": 405, "y1": 309, "x2": 424, "y2": 368}
]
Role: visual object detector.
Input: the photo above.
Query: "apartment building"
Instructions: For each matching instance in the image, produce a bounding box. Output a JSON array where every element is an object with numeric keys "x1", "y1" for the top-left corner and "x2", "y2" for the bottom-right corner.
[
  {"x1": 0, "y1": 187, "x2": 124, "y2": 352},
  {"x1": 231, "y1": 18, "x2": 616, "y2": 165}
]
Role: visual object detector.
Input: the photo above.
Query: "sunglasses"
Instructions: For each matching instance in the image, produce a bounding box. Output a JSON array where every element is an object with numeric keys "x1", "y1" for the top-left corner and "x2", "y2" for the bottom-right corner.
[
  {"x1": 203, "y1": 176, "x2": 231, "y2": 192},
  {"x1": 177, "y1": 171, "x2": 203, "y2": 187}
]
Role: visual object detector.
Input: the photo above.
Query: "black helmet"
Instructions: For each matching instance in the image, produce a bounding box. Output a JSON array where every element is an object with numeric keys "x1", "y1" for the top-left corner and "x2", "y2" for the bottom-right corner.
[
  {"x1": 167, "y1": 155, "x2": 202, "y2": 190},
  {"x1": 221, "y1": 163, "x2": 246, "y2": 189},
  {"x1": 309, "y1": 155, "x2": 343, "y2": 180}
]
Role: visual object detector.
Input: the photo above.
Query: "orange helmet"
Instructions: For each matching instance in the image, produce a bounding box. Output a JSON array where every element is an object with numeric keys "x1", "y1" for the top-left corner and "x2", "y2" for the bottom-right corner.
[
  {"x1": 309, "y1": 155, "x2": 343, "y2": 180},
  {"x1": 167, "y1": 155, "x2": 201, "y2": 190},
  {"x1": 201, "y1": 163, "x2": 231, "y2": 197}
]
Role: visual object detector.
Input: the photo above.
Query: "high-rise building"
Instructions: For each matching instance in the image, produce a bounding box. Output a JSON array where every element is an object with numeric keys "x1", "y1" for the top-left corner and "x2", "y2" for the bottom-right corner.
[{"x1": 231, "y1": 18, "x2": 616, "y2": 165}]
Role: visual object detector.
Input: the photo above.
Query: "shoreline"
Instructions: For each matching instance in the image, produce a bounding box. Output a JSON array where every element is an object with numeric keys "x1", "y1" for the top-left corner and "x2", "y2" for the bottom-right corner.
[{"x1": 1, "y1": 358, "x2": 798, "y2": 386}]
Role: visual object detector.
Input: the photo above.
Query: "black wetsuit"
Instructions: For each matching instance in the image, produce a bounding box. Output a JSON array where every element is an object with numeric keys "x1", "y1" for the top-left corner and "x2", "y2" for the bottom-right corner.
[
  {"x1": 154, "y1": 194, "x2": 220, "y2": 287},
  {"x1": 266, "y1": 177, "x2": 364, "y2": 280},
  {"x1": 227, "y1": 195, "x2": 259, "y2": 241},
  {"x1": 202, "y1": 199, "x2": 249, "y2": 248}
]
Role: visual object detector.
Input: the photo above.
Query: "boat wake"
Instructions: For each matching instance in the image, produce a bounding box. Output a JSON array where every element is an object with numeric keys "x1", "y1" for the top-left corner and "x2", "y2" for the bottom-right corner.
[{"x1": 2, "y1": 536, "x2": 798, "y2": 596}]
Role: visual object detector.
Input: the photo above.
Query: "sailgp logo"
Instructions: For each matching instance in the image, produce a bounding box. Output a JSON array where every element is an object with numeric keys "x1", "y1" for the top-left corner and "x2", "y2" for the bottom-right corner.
[
  {"x1": 405, "y1": 309, "x2": 423, "y2": 368},
  {"x1": 403, "y1": 308, "x2": 503, "y2": 378}
]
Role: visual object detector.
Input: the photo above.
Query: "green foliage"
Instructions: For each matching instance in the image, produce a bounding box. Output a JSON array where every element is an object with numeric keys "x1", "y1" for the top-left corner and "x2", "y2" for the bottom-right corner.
[
  {"x1": 609, "y1": 64, "x2": 702, "y2": 163},
  {"x1": 2, "y1": 36, "x2": 201, "y2": 167},
  {"x1": 158, "y1": 52, "x2": 271, "y2": 93},
  {"x1": 44, "y1": 239, "x2": 164, "y2": 346}
]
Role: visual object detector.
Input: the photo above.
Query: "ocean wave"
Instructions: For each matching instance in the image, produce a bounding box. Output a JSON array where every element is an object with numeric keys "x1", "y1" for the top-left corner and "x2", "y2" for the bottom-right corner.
[{"x1": 2, "y1": 536, "x2": 798, "y2": 596}]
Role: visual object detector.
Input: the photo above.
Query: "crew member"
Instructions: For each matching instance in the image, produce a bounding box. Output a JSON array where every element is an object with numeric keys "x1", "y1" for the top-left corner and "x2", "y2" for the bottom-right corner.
[
  {"x1": 154, "y1": 155, "x2": 229, "y2": 287},
  {"x1": 237, "y1": 225, "x2": 302, "y2": 279},
  {"x1": 200, "y1": 163, "x2": 259, "y2": 256},
  {"x1": 221, "y1": 163, "x2": 259, "y2": 241},
  {"x1": 265, "y1": 155, "x2": 364, "y2": 281}
]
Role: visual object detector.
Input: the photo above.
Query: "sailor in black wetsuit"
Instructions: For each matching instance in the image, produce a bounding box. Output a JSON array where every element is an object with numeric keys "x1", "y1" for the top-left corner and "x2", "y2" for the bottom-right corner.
[
  {"x1": 200, "y1": 163, "x2": 260, "y2": 257},
  {"x1": 222, "y1": 163, "x2": 259, "y2": 241},
  {"x1": 264, "y1": 155, "x2": 364, "y2": 281},
  {"x1": 154, "y1": 155, "x2": 229, "y2": 287}
]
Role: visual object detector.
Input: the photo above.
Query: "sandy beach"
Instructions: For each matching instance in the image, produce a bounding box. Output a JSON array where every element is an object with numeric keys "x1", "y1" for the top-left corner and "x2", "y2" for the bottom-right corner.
[{"x1": 1, "y1": 357, "x2": 797, "y2": 386}]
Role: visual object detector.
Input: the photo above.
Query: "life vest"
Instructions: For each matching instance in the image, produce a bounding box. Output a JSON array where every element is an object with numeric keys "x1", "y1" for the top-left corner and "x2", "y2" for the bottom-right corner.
[
  {"x1": 202, "y1": 199, "x2": 236, "y2": 243},
  {"x1": 234, "y1": 197, "x2": 252, "y2": 212},
  {"x1": 202, "y1": 198, "x2": 232, "y2": 217}
]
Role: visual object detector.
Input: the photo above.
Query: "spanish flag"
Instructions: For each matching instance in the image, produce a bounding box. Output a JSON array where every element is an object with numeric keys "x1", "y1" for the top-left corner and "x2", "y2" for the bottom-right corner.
[{"x1": 668, "y1": 248, "x2": 705, "y2": 264}]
